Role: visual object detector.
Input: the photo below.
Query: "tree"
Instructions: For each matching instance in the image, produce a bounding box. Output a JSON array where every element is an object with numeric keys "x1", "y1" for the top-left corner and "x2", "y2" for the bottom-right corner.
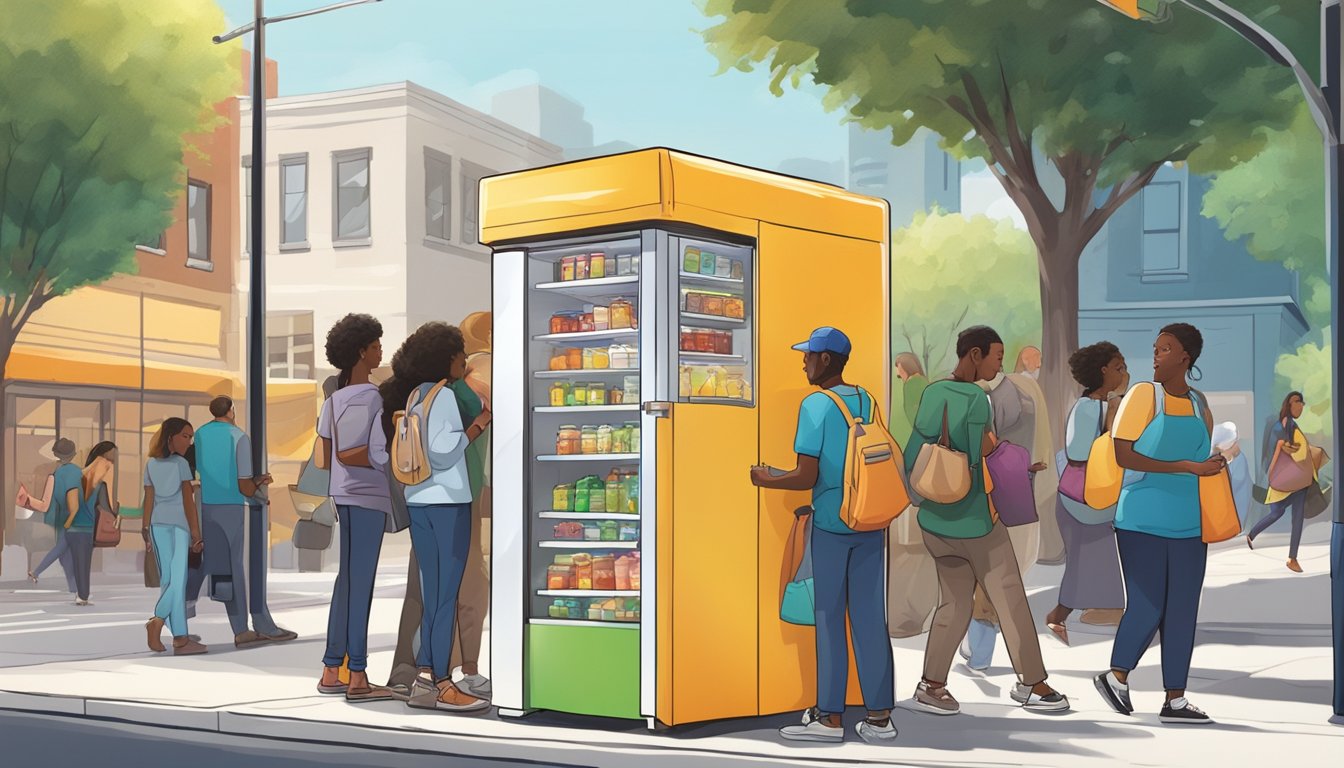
[
  {"x1": 1204, "y1": 103, "x2": 1330, "y2": 330},
  {"x1": 0, "y1": 0, "x2": 234, "y2": 521},
  {"x1": 892, "y1": 210, "x2": 1041, "y2": 377},
  {"x1": 701, "y1": 0, "x2": 1314, "y2": 444}
]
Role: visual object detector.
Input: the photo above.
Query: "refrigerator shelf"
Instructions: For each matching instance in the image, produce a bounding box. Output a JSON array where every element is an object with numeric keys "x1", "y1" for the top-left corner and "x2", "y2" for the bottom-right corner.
[
  {"x1": 686, "y1": 396, "x2": 752, "y2": 407},
  {"x1": 679, "y1": 271, "x2": 745, "y2": 289},
  {"x1": 679, "y1": 351, "x2": 746, "y2": 364},
  {"x1": 534, "y1": 369, "x2": 637, "y2": 379},
  {"x1": 539, "y1": 541, "x2": 639, "y2": 549},
  {"x1": 533, "y1": 405, "x2": 640, "y2": 414},
  {"x1": 528, "y1": 618, "x2": 639, "y2": 629},
  {"x1": 536, "y1": 453, "x2": 640, "y2": 462},
  {"x1": 679, "y1": 312, "x2": 746, "y2": 328},
  {"x1": 534, "y1": 329, "x2": 638, "y2": 344},
  {"x1": 539, "y1": 511, "x2": 641, "y2": 521},
  {"x1": 535, "y1": 276, "x2": 639, "y2": 297},
  {"x1": 538, "y1": 589, "x2": 641, "y2": 597}
]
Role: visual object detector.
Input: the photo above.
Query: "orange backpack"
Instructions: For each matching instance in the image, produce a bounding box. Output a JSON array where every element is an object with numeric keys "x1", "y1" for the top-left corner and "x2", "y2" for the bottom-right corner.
[{"x1": 820, "y1": 388, "x2": 911, "y2": 531}]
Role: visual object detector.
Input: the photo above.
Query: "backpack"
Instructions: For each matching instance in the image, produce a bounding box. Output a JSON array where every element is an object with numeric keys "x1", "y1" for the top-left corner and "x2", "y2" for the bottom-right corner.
[
  {"x1": 391, "y1": 380, "x2": 448, "y2": 485},
  {"x1": 819, "y1": 387, "x2": 911, "y2": 531}
]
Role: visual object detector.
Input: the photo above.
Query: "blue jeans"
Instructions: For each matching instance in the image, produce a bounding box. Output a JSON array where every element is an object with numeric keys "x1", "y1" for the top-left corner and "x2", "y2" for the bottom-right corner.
[
  {"x1": 812, "y1": 527, "x2": 895, "y2": 715},
  {"x1": 34, "y1": 527, "x2": 77, "y2": 593},
  {"x1": 1331, "y1": 522, "x2": 1343, "y2": 716},
  {"x1": 248, "y1": 502, "x2": 280, "y2": 634},
  {"x1": 966, "y1": 619, "x2": 997, "y2": 670},
  {"x1": 1249, "y1": 489, "x2": 1307, "y2": 559},
  {"x1": 65, "y1": 531, "x2": 94, "y2": 602},
  {"x1": 408, "y1": 503, "x2": 472, "y2": 681},
  {"x1": 151, "y1": 524, "x2": 191, "y2": 637},
  {"x1": 323, "y1": 505, "x2": 386, "y2": 673},
  {"x1": 1111, "y1": 529, "x2": 1207, "y2": 690},
  {"x1": 184, "y1": 502, "x2": 280, "y2": 635}
]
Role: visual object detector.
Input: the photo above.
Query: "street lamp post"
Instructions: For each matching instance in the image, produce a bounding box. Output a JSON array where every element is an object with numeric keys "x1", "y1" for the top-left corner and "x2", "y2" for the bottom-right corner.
[
  {"x1": 1096, "y1": 0, "x2": 1344, "y2": 723},
  {"x1": 213, "y1": 0, "x2": 382, "y2": 481}
]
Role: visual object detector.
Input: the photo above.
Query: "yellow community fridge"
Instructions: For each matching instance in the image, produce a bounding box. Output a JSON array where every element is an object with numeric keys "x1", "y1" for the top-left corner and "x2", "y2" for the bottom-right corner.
[{"x1": 484, "y1": 148, "x2": 889, "y2": 728}]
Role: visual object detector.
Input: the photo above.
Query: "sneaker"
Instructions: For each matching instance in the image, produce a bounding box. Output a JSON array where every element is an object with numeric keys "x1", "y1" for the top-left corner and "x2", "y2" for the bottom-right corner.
[
  {"x1": 172, "y1": 637, "x2": 208, "y2": 656},
  {"x1": 911, "y1": 681, "x2": 960, "y2": 716},
  {"x1": 234, "y1": 630, "x2": 272, "y2": 649},
  {"x1": 257, "y1": 627, "x2": 299, "y2": 643},
  {"x1": 855, "y1": 717, "x2": 898, "y2": 745},
  {"x1": 1093, "y1": 671, "x2": 1133, "y2": 715},
  {"x1": 458, "y1": 673, "x2": 492, "y2": 699},
  {"x1": 1160, "y1": 697, "x2": 1212, "y2": 725},
  {"x1": 1024, "y1": 688, "x2": 1071, "y2": 713},
  {"x1": 779, "y1": 708, "x2": 843, "y2": 742},
  {"x1": 408, "y1": 677, "x2": 490, "y2": 712}
]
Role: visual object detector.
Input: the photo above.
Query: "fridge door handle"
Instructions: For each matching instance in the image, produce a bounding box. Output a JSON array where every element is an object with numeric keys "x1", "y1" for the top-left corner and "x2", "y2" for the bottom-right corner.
[{"x1": 642, "y1": 401, "x2": 673, "y2": 418}]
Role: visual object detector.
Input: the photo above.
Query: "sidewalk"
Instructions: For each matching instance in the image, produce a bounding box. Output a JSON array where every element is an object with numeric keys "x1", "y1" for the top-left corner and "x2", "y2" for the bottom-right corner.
[{"x1": 0, "y1": 527, "x2": 1340, "y2": 767}]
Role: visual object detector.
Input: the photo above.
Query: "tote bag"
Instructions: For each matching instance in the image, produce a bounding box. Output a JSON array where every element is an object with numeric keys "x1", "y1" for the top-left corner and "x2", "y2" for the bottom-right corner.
[
  {"x1": 910, "y1": 404, "x2": 971, "y2": 505},
  {"x1": 1268, "y1": 440, "x2": 1314, "y2": 494},
  {"x1": 985, "y1": 438, "x2": 1037, "y2": 527},
  {"x1": 1059, "y1": 401, "x2": 1105, "y2": 503},
  {"x1": 780, "y1": 506, "x2": 815, "y2": 626},
  {"x1": 1189, "y1": 389, "x2": 1239, "y2": 544}
]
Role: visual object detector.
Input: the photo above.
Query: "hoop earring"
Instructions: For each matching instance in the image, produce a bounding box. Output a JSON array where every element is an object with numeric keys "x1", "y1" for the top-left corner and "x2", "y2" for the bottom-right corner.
[{"x1": 1188, "y1": 364, "x2": 1204, "y2": 382}]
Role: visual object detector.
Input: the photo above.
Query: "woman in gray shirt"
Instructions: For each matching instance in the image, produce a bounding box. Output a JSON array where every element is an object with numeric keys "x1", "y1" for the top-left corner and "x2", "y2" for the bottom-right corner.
[{"x1": 144, "y1": 418, "x2": 205, "y2": 656}]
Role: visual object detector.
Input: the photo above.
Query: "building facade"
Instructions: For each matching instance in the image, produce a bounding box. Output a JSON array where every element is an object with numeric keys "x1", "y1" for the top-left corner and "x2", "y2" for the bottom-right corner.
[
  {"x1": 244, "y1": 81, "x2": 564, "y2": 378},
  {"x1": 849, "y1": 124, "x2": 961, "y2": 228},
  {"x1": 1078, "y1": 163, "x2": 1309, "y2": 469}
]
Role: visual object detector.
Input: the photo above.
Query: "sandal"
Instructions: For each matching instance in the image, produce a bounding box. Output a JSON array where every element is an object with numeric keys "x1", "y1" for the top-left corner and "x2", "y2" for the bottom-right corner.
[
  {"x1": 146, "y1": 617, "x2": 166, "y2": 653},
  {"x1": 26, "y1": 571, "x2": 37, "y2": 584},
  {"x1": 1046, "y1": 621, "x2": 1070, "y2": 646},
  {"x1": 345, "y1": 684, "x2": 395, "y2": 703}
]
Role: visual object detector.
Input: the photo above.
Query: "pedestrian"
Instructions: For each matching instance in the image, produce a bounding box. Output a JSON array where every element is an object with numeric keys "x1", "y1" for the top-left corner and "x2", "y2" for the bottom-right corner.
[
  {"x1": 1014, "y1": 346, "x2": 1041, "y2": 379},
  {"x1": 316, "y1": 313, "x2": 394, "y2": 703},
  {"x1": 143, "y1": 418, "x2": 207, "y2": 655},
  {"x1": 750, "y1": 326, "x2": 898, "y2": 745},
  {"x1": 193, "y1": 395, "x2": 298, "y2": 647},
  {"x1": 905, "y1": 325, "x2": 1068, "y2": 715},
  {"x1": 1044, "y1": 342, "x2": 1128, "y2": 645},
  {"x1": 1095, "y1": 323, "x2": 1225, "y2": 725},
  {"x1": 16, "y1": 437, "x2": 82, "y2": 593},
  {"x1": 891, "y1": 352, "x2": 929, "y2": 449},
  {"x1": 1247, "y1": 391, "x2": 1317, "y2": 572},
  {"x1": 379, "y1": 322, "x2": 492, "y2": 713},
  {"x1": 66, "y1": 441, "x2": 117, "y2": 606}
]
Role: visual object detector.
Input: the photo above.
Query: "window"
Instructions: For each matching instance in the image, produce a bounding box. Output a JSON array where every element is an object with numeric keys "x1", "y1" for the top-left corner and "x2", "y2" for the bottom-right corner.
[
  {"x1": 460, "y1": 160, "x2": 492, "y2": 246},
  {"x1": 425, "y1": 149, "x2": 452, "y2": 241},
  {"x1": 266, "y1": 311, "x2": 316, "y2": 379},
  {"x1": 136, "y1": 232, "x2": 165, "y2": 254},
  {"x1": 333, "y1": 148, "x2": 371, "y2": 244},
  {"x1": 280, "y1": 154, "x2": 308, "y2": 248},
  {"x1": 187, "y1": 179, "x2": 211, "y2": 268},
  {"x1": 1141, "y1": 180, "x2": 1184, "y2": 277},
  {"x1": 242, "y1": 157, "x2": 252, "y2": 254}
]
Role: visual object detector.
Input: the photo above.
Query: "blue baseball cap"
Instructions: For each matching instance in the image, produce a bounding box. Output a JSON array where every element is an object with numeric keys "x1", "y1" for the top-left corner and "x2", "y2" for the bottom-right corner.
[{"x1": 791, "y1": 326, "x2": 852, "y2": 356}]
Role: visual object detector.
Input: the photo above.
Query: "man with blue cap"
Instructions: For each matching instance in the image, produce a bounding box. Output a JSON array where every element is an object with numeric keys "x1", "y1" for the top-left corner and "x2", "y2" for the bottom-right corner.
[{"x1": 750, "y1": 326, "x2": 897, "y2": 745}]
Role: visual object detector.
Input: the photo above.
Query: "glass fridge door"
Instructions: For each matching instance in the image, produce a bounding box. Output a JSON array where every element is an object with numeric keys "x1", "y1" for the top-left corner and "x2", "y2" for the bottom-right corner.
[{"x1": 671, "y1": 235, "x2": 755, "y2": 405}]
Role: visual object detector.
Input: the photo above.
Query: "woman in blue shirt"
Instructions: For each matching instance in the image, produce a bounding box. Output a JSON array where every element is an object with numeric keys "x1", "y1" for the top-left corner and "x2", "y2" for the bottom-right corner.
[
  {"x1": 16, "y1": 438, "x2": 83, "y2": 591},
  {"x1": 144, "y1": 418, "x2": 205, "y2": 656},
  {"x1": 67, "y1": 441, "x2": 117, "y2": 606}
]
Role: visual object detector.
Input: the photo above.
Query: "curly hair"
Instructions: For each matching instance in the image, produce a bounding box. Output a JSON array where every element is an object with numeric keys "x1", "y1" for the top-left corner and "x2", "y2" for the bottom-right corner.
[
  {"x1": 1068, "y1": 341, "x2": 1122, "y2": 395},
  {"x1": 379, "y1": 322, "x2": 466, "y2": 441},
  {"x1": 325, "y1": 313, "x2": 383, "y2": 388},
  {"x1": 1159, "y1": 322, "x2": 1204, "y2": 379}
]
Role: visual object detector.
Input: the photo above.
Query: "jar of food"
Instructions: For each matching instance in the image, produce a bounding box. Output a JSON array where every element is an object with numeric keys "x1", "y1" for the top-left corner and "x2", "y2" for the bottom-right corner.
[
  {"x1": 609, "y1": 298, "x2": 633, "y2": 329},
  {"x1": 593, "y1": 305, "x2": 610, "y2": 331},
  {"x1": 553, "y1": 482, "x2": 573, "y2": 511},
  {"x1": 556, "y1": 425, "x2": 580, "y2": 456},
  {"x1": 683, "y1": 246, "x2": 701, "y2": 274},
  {"x1": 550, "y1": 351, "x2": 569, "y2": 371},
  {"x1": 592, "y1": 346, "x2": 611, "y2": 369},
  {"x1": 572, "y1": 382, "x2": 589, "y2": 405},
  {"x1": 724, "y1": 297, "x2": 745, "y2": 319},
  {"x1": 701, "y1": 294, "x2": 725, "y2": 316},
  {"x1": 616, "y1": 253, "x2": 633, "y2": 276},
  {"x1": 574, "y1": 254, "x2": 590, "y2": 281},
  {"x1": 581, "y1": 347, "x2": 595, "y2": 370},
  {"x1": 685, "y1": 292, "x2": 704, "y2": 314},
  {"x1": 596, "y1": 424, "x2": 614, "y2": 454},
  {"x1": 626, "y1": 422, "x2": 641, "y2": 453},
  {"x1": 730, "y1": 259, "x2": 744, "y2": 280},
  {"x1": 561, "y1": 256, "x2": 576, "y2": 282},
  {"x1": 579, "y1": 313, "x2": 594, "y2": 333},
  {"x1": 610, "y1": 425, "x2": 627, "y2": 455},
  {"x1": 549, "y1": 381, "x2": 568, "y2": 407},
  {"x1": 547, "y1": 566, "x2": 571, "y2": 590},
  {"x1": 623, "y1": 376, "x2": 640, "y2": 402},
  {"x1": 565, "y1": 348, "x2": 583, "y2": 369},
  {"x1": 588, "y1": 384, "x2": 607, "y2": 406},
  {"x1": 609, "y1": 344, "x2": 628, "y2": 370},
  {"x1": 589, "y1": 252, "x2": 606, "y2": 279},
  {"x1": 550, "y1": 313, "x2": 567, "y2": 334},
  {"x1": 699, "y1": 250, "x2": 717, "y2": 276},
  {"x1": 610, "y1": 388, "x2": 623, "y2": 406},
  {"x1": 580, "y1": 425, "x2": 599, "y2": 455},
  {"x1": 584, "y1": 523, "x2": 601, "y2": 541},
  {"x1": 599, "y1": 521, "x2": 620, "y2": 542},
  {"x1": 715, "y1": 255, "x2": 733, "y2": 278}
]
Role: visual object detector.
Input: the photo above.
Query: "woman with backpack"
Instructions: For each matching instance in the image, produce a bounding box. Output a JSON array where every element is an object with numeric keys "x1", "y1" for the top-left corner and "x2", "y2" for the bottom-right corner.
[{"x1": 379, "y1": 322, "x2": 492, "y2": 713}]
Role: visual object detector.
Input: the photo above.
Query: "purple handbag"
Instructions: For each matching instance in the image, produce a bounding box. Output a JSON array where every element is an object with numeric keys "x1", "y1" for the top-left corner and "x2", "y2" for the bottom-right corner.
[{"x1": 985, "y1": 440, "x2": 1037, "y2": 527}]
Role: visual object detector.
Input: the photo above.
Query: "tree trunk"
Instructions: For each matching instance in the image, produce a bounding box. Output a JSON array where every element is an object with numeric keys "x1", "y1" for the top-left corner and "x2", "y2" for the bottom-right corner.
[{"x1": 1036, "y1": 243, "x2": 1084, "y2": 453}]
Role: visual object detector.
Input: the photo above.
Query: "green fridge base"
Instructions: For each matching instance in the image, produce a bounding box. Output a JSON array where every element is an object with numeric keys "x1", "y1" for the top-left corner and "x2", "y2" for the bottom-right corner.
[{"x1": 526, "y1": 623, "x2": 640, "y2": 719}]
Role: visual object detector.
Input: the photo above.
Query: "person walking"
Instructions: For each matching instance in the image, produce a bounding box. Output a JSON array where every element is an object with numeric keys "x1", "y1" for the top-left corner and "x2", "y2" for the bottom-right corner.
[
  {"x1": 1044, "y1": 343, "x2": 1129, "y2": 645},
  {"x1": 1247, "y1": 391, "x2": 1316, "y2": 572},
  {"x1": 1095, "y1": 323, "x2": 1224, "y2": 725},
  {"x1": 143, "y1": 418, "x2": 206, "y2": 656},
  {"x1": 193, "y1": 395, "x2": 298, "y2": 647},
  {"x1": 66, "y1": 441, "x2": 117, "y2": 606},
  {"x1": 316, "y1": 313, "x2": 393, "y2": 703},
  {"x1": 750, "y1": 326, "x2": 898, "y2": 745},
  {"x1": 16, "y1": 438, "x2": 82, "y2": 592},
  {"x1": 905, "y1": 326, "x2": 1068, "y2": 715}
]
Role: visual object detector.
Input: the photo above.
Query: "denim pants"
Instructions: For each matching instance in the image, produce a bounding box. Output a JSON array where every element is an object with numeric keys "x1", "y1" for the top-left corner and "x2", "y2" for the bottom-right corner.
[
  {"x1": 323, "y1": 505, "x2": 386, "y2": 673},
  {"x1": 151, "y1": 524, "x2": 191, "y2": 637},
  {"x1": 184, "y1": 502, "x2": 280, "y2": 635},
  {"x1": 1331, "y1": 521, "x2": 1344, "y2": 716},
  {"x1": 34, "y1": 527, "x2": 77, "y2": 592},
  {"x1": 1250, "y1": 489, "x2": 1307, "y2": 559},
  {"x1": 247, "y1": 501, "x2": 280, "y2": 634},
  {"x1": 408, "y1": 503, "x2": 472, "y2": 681},
  {"x1": 966, "y1": 619, "x2": 997, "y2": 669},
  {"x1": 65, "y1": 531, "x2": 95, "y2": 602},
  {"x1": 812, "y1": 527, "x2": 895, "y2": 715},
  {"x1": 1112, "y1": 529, "x2": 1207, "y2": 690}
]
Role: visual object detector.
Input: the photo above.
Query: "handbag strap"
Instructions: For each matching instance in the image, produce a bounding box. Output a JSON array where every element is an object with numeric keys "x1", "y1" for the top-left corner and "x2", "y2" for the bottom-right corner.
[{"x1": 939, "y1": 403, "x2": 951, "y2": 447}]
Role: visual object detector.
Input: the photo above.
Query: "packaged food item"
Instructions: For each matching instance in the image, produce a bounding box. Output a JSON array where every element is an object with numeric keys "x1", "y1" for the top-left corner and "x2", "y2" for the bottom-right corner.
[
  {"x1": 596, "y1": 424, "x2": 614, "y2": 453},
  {"x1": 694, "y1": 329, "x2": 715, "y2": 353},
  {"x1": 608, "y1": 344, "x2": 626, "y2": 370},
  {"x1": 683, "y1": 246, "x2": 701, "y2": 274},
  {"x1": 631, "y1": 254, "x2": 641, "y2": 274},
  {"x1": 610, "y1": 388, "x2": 623, "y2": 405},
  {"x1": 616, "y1": 253, "x2": 633, "y2": 276},
  {"x1": 549, "y1": 381, "x2": 567, "y2": 407},
  {"x1": 730, "y1": 259, "x2": 744, "y2": 280},
  {"x1": 561, "y1": 256, "x2": 576, "y2": 282},
  {"x1": 724, "y1": 297, "x2": 745, "y2": 319},
  {"x1": 556, "y1": 425, "x2": 580, "y2": 456},
  {"x1": 574, "y1": 254, "x2": 590, "y2": 281},
  {"x1": 593, "y1": 555, "x2": 616, "y2": 590},
  {"x1": 588, "y1": 601, "x2": 603, "y2": 621},
  {"x1": 619, "y1": 522, "x2": 639, "y2": 541},
  {"x1": 601, "y1": 599, "x2": 617, "y2": 621},
  {"x1": 553, "y1": 521, "x2": 584, "y2": 540},
  {"x1": 699, "y1": 250, "x2": 717, "y2": 276},
  {"x1": 572, "y1": 381, "x2": 589, "y2": 405},
  {"x1": 550, "y1": 351, "x2": 569, "y2": 371},
  {"x1": 623, "y1": 376, "x2": 640, "y2": 403},
  {"x1": 580, "y1": 425, "x2": 599, "y2": 455},
  {"x1": 584, "y1": 523, "x2": 601, "y2": 541},
  {"x1": 549, "y1": 599, "x2": 563, "y2": 618},
  {"x1": 680, "y1": 329, "x2": 694, "y2": 352},
  {"x1": 685, "y1": 292, "x2": 704, "y2": 314},
  {"x1": 593, "y1": 305, "x2": 610, "y2": 331},
  {"x1": 573, "y1": 477, "x2": 591, "y2": 513},
  {"x1": 566, "y1": 348, "x2": 583, "y2": 369},
  {"x1": 715, "y1": 330, "x2": 732, "y2": 355},
  {"x1": 553, "y1": 553, "x2": 575, "y2": 566},
  {"x1": 587, "y1": 384, "x2": 606, "y2": 406},
  {"x1": 626, "y1": 472, "x2": 640, "y2": 515},
  {"x1": 609, "y1": 298, "x2": 634, "y2": 330},
  {"x1": 726, "y1": 373, "x2": 746, "y2": 400},
  {"x1": 629, "y1": 553, "x2": 641, "y2": 590},
  {"x1": 615, "y1": 555, "x2": 633, "y2": 591},
  {"x1": 610, "y1": 426, "x2": 626, "y2": 455},
  {"x1": 592, "y1": 346, "x2": 610, "y2": 369},
  {"x1": 547, "y1": 566, "x2": 572, "y2": 591},
  {"x1": 565, "y1": 598, "x2": 582, "y2": 616},
  {"x1": 550, "y1": 313, "x2": 567, "y2": 335},
  {"x1": 552, "y1": 482, "x2": 573, "y2": 511},
  {"x1": 716, "y1": 255, "x2": 733, "y2": 278},
  {"x1": 679, "y1": 366, "x2": 692, "y2": 398},
  {"x1": 579, "y1": 313, "x2": 594, "y2": 333},
  {"x1": 588, "y1": 481, "x2": 606, "y2": 513},
  {"x1": 589, "y1": 252, "x2": 606, "y2": 279},
  {"x1": 701, "y1": 294, "x2": 725, "y2": 316},
  {"x1": 573, "y1": 554, "x2": 593, "y2": 590}
]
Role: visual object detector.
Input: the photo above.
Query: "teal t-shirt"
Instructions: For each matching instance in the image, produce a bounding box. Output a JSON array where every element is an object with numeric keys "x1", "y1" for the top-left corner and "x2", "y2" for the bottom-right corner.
[
  {"x1": 451, "y1": 379, "x2": 485, "y2": 496},
  {"x1": 905, "y1": 379, "x2": 994, "y2": 539},
  {"x1": 793, "y1": 385, "x2": 872, "y2": 535},
  {"x1": 47, "y1": 462, "x2": 84, "y2": 528},
  {"x1": 195, "y1": 420, "x2": 252, "y2": 506},
  {"x1": 73, "y1": 481, "x2": 108, "y2": 532}
]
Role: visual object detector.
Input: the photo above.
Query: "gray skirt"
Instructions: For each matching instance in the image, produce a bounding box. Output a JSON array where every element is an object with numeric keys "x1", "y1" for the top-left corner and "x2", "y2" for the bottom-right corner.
[{"x1": 1056, "y1": 497, "x2": 1125, "y2": 610}]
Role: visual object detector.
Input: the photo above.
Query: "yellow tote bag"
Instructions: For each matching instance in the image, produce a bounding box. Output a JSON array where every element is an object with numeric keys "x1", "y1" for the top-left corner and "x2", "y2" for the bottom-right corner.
[
  {"x1": 1199, "y1": 468, "x2": 1240, "y2": 543},
  {"x1": 1083, "y1": 431, "x2": 1124, "y2": 510}
]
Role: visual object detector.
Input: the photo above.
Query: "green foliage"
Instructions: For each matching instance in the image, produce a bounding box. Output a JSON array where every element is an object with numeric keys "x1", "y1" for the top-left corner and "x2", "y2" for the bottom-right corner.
[
  {"x1": 891, "y1": 210, "x2": 1041, "y2": 376},
  {"x1": 1275, "y1": 333, "x2": 1332, "y2": 442},
  {"x1": 0, "y1": 0, "x2": 235, "y2": 336},
  {"x1": 1203, "y1": 104, "x2": 1328, "y2": 329}
]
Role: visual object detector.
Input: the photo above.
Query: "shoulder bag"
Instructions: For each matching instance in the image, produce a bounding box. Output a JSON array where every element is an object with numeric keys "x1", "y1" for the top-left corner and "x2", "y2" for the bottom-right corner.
[{"x1": 910, "y1": 400, "x2": 972, "y2": 505}]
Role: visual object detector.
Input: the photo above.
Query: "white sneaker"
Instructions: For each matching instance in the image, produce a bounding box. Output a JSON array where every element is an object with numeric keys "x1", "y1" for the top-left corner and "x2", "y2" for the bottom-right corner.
[
  {"x1": 958, "y1": 635, "x2": 972, "y2": 662},
  {"x1": 459, "y1": 673, "x2": 492, "y2": 699},
  {"x1": 779, "y1": 708, "x2": 843, "y2": 743},
  {"x1": 855, "y1": 718, "x2": 898, "y2": 744}
]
